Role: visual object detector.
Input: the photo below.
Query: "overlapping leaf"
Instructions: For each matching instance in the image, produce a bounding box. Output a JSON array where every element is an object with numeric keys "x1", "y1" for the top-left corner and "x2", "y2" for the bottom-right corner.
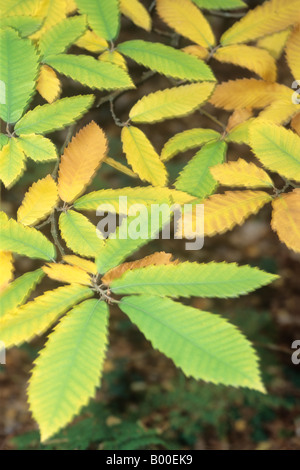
[
  {"x1": 211, "y1": 159, "x2": 274, "y2": 188},
  {"x1": 36, "y1": 65, "x2": 61, "y2": 103},
  {"x1": 271, "y1": 189, "x2": 300, "y2": 253},
  {"x1": 285, "y1": 25, "x2": 300, "y2": 80},
  {"x1": 120, "y1": 0, "x2": 151, "y2": 31},
  {"x1": 161, "y1": 128, "x2": 219, "y2": 162},
  {"x1": 17, "y1": 134, "x2": 58, "y2": 162},
  {"x1": 0, "y1": 138, "x2": 26, "y2": 187},
  {"x1": 0, "y1": 252, "x2": 14, "y2": 292},
  {"x1": 75, "y1": 0, "x2": 120, "y2": 40},
  {"x1": 43, "y1": 263, "x2": 92, "y2": 286}
]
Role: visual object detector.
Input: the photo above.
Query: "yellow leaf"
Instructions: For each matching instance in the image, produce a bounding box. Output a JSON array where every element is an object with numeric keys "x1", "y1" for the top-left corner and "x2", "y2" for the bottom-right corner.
[
  {"x1": 291, "y1": 112, "x2": 300, "y2": 135},
  {"x1": 75, "y1": 29, "x2": 108, "y2": 53},
  {"x1": 17, "y1": 175, "x2": 59, "y2": 226},
  {"x1": 58, "y1": 121, "x2": 108, "y2": 203},
  {"x1": 37, "y1": 65, "x2": 61, "y2": 103},
  {"x1": 271, "y1": 189, "x2": 300, "y2": 253},
  {"x1": 0, "y1": 138, "x2": 26, "y2": 188},
  {"x1": 226, "y1": 109, "x2": 253, "y2": 133},
  {"x1": 214, "y1": 45, "x2": 277, "y2": 82},
  {"x1": 182, "y1": 45, "x2": 209, "y2": 60},
  {"x1": 285, "y1": 24, "x2": 300, "y2": 79},
  {"x1": 121, "y1": 126, "x2": 168, "y2": 187},
  {"x1": 257, "y1": 28, "x2": 291, "y2": 59},
  {"x1": 211, "y1": 159, "x2": 274, "y2": 188},
  {"x1": 210, "y1": 79, "x2": 291, "y2": 111},
  {"x1": 221, "y1": 0, "x2": 300, "y2": 45},
  {"x1": 102, "y1": 252, "x2": 175, "y2": 285},
  {"x1": 179, "y1": 191, "x2": 272, "y2": 238},
  {"x1": 63, "y1": 255, "x2": 97, "y2": 275},
  {"x1": 0, "y1": 251, "x2": 14, "y2": 292},
  {"x1": 42, "y1": 263, "x2": 92, "y2": 286},
  {"x1": 65, "y1": 0, "x2": 77, "y2": 14},
  {"x1": 30, "y1": 0, "x2": 67, "y2": 39},
  {"x1": 156, "y1": 0, "x2": 215, "y2": 48},
  {"x1": 120, "y1": 0, "x2": 151, "y2": 31},
  {"x1": 98, "y1": 50, "x2": 128, "y2": 71},
  {"x1": 258, "y1": 99, "x2": 300, "y2": 125}
]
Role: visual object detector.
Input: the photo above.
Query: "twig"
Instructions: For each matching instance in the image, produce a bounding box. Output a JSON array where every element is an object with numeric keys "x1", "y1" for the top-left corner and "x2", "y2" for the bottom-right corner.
[
  {"x1": 199, "y1": 108, "x2": 226, "y2": 131},
  {"x1": 35, "y1": 216, "x2": 52, "y2": 229},
  {"x1": 50, "y1": 211, "x2": 65, "y2": 257}
]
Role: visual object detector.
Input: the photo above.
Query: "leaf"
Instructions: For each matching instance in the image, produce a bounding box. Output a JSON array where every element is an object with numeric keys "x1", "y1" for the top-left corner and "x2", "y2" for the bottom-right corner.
[
  {"x1": 74, "y1": 186, "x2": 192, "y2": 212},
  {"x1": 210, "y1": 159, "x2": 274, "y2": 188},
  {"x1": 96, "y1": 206, "x2": 172, "y2": 274},
  {"x1": 0, "y1": 138, "x2": 26, "y2": 187},
  {"x1": 17, "y1": 134, "x2": 58, "y2": 162},
  {"x1": 249, "y1": 120, "x2": 300, "y2": 182},
  {"x1": 39, "y1": 15, "x2": 87, "y2": 60},
  {"x1": 214, "y1": 45, "x2": 277, "y2": 82},
  {"x1": 182, "y1": 45, "x2": 209, "y2": 60},
  {"x1": 157, "y1": 0, "x2": 215, "y2": 48},
  {"x1": 120, "y1": 0, "x2": 151, "y2": 32},
  {"x1": 120, "y1": 295, "x2": 265, "y2": 392},
  {"x1": 0, "y1": 216, "x2": 56, "y2": 261},
  {"x1": 102, "y1": 252, "x2": 174, "y2": 285},
  {"x1": 180, "y1": 191, "x2": 272, "y2": 238},
  {"x1": 0, "y1": 252, "x2": 14, "y2": 292},
  {"x1": 0, "y1": 28, "x2": 39, "y2": 123},
  {"x1": 17, "y1": 175, "x2": 58, "y2": 226},
  {"x1": 257, "y1": 28, "x2": 291, "y2": 59},
  {"x1": 31, "y1": 0, "x2": 68, "y2": 39},
  {"x1": 271, "y1": 189, "x2": 300, "y2": 253},
  {"x1": 58, "y1": 121, "x2": 108, "y2": 203},
  {"x1": 226, "y1": 109, "x2": 253, "y2": 133},
  {"x1": 0, "y1": 269, "x2": 44, "y2": 319},
  {"x1": 0, "y1": 0, "x2": 40, "y2": 16},
  {"x1": 0, "y1": 285, "x2": 92, "y2": 348},
  {"x1": 121, "y1": 126, "x2": 168, "y2": 187},
  {"x1": 62, "y1": 255, "x2": 97, "y2": 275},
  {"x1": 174, "y1": 140, "x2": 226, "y2": 198},
  {"x1": 118, "y1": 40, "x2": 215, "y2": 82},
  {"x1": 0, "y1": 134, "x2": 9, "y2": 150},
  {"x1": 161, "y1": 128, "x2": 219, "y2": 162},
  {"x1": 98, "y1": 51, "x2": 128, "y2": 71},
  {"x1": 59, "y1": 210, "x2": 105, "y2": 258},
  {"x1": 291, "y1": 112, "x2": 300, "y2": 135},
  {"x1": 46, "y1": 54, "x2": 134, "y2": 91},
  {"x1": 28, "y1": 299, "x2": 108, "y2": 442},
  {"x1": 220, "y1": 0, "x2": 300, "y2": 45},
  {"x1": 192, "y1": 0, "x2": 246, "y2": 9},
  {"x1": 0, "y1": 16, "x2": 41, "y2": 37},
  {"x1": 210, "y1": 79, "x2": 291, "y2": 111},
  {"x1": 104, "y1": 157, "x2": 137, "y2": 178},
  {"x1": 36, "y1": 65, "x2": 61, "y2": 103},
  {"x1": 75, "y1": 30, "x2": 108, "y2": 53},
  {"x1": 285, "y1": 25, "x2": 300, "y2": 80},
  {"x1": 75, "y1": 0, "x2": 120, "y2": 40},
  {"x1": 258, "y1": 99, "x2": 300, "y2": 126},
  {"x1": 129, "y1": 83, "x2": 215, "y2": 124},
  {"x1": 112, "y1": 261, "x2": 277, "y2": 298},
  {"x1": 226, "y1": 119, "x2": 254, "y2": 145},
  {"x1": 15, "y1": 95, "x2": 94, "y2": 135},
  {"x1": 42, "y1": 263, "x2": 92, "y2": 286}
]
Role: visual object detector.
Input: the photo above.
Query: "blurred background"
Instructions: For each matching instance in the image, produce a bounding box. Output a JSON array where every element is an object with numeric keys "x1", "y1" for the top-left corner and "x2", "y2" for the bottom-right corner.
[{"x1": 1, "y1": 0, "x2": 299, "y2": 450}]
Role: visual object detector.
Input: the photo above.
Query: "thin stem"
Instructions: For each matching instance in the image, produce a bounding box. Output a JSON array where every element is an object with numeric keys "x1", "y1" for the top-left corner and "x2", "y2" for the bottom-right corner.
[
  {"x1": 207, "y1": 10, "x2": 246, "y2": 18},
  {"x1": 50, "y1": 211, "x2": 65, "y2": 257},
  {"x1": 199, "y1": 108, "x2": 226, "y2": 131},
  {"x1": 35, "y1": 216, "x2": 52, "y2": 229}
]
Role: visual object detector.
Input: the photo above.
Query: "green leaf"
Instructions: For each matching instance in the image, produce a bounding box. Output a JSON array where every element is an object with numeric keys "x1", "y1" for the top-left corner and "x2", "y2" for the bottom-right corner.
[
  {"x1": 0, "y1": 28, "x2": 39, "y2": 123},
  {"x1": 0, "y1": 137, "x2": 26, "y2": 187},
  {"x1": 96, "y1": 206, "x2": 172, "y2": 274},
  {"x1": 0, "y1": 285, "x2": 92, "y2": 348},
  {"x1": 120, "y1": 295, "x2": 265, "y2": 392},
  {"x1": 0, "y1": 269, "x2": 44, "y2": 319},
  {"x1": 59, "y1": 210, "x2": 105, "y2": 259},
  {"x1": 0, "y1": 134, "x2": 9, "y2": 150},
  {"x1": 14, "y1": 95, "x2": 94, "y2": 135},
  {"x1": 0, "y1": 16, "x2": 42, "y2": 37},
  {"x1": 118, "y1": 40, "x2": 215, "y2": 81},
  {"x1": 46, "y1": 54, "x2": 134, "y2": 91},
  {"x1": 75, "y1": 0, "x2": 120, "y2": 40},
  {"x1": 111, "y1": 261, "x2": 278, "y2": 297},
  {"x1": 0, "y1": 0, "x2": 40, "y2": 16},
  {"x1": 18, "y1": 134, "x2": 58, "y2": 161},
  {"x1": 0, "y1": 217, "x2": 56, "y2": 261},
  {"x1": 74, "y1": 186, "x2": 192, "y2": 213},
  {"x1": 192, "y1": 0, "x2": 246, "y2": 9},
  {"x1": 28, "y1": 299, "x2": 109, "y2": 442},
  {"x1": 40, "y1": 16, "x2": 87, "y2": 60},
  {"x1": 129, "y1": 83, "x2": 215, "y2": 124},
  {"x1": 174, "y1": 140, "x2": 226, "y2": 198},
  {"x1": 161, "y1": 128, "x2": 220, "y2": 162},
  {"x1": 249, "y1": 120, "x2": 300, "y2": 182}
]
